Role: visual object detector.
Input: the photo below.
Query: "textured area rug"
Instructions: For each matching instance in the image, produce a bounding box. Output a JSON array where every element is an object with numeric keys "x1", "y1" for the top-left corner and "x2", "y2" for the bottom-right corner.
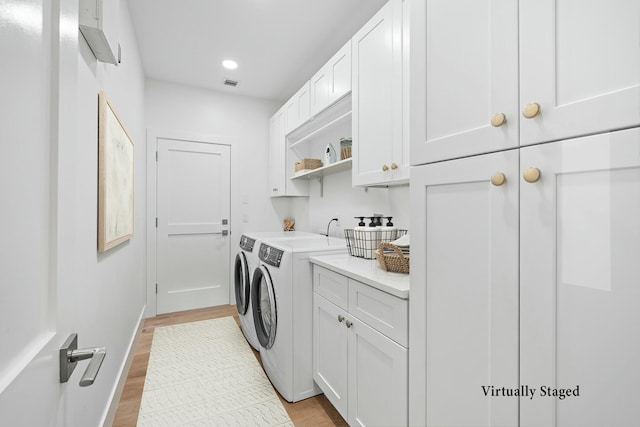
[{"x1": 137, "y1": 316, "x2": 293, "y2": 427}]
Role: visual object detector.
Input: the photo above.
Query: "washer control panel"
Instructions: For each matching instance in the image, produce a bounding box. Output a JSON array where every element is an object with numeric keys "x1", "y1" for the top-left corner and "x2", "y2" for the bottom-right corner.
[
  {"x1": 239, "y1": 235, "x2": 256, "y2": 252},
  {"x1": 258, "y1": 244, "x2": 283, "y2": 267}
]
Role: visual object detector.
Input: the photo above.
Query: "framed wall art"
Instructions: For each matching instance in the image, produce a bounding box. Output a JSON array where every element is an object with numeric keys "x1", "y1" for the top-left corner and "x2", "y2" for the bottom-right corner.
[{"x1": 98, "y1": 91, "x2": 135, "y2": 252}]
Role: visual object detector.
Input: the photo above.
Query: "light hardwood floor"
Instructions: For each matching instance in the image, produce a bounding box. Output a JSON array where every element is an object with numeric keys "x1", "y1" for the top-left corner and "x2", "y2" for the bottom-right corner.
[{"x1": 113, "y1": 305, "x2": 348, "y2": 427}]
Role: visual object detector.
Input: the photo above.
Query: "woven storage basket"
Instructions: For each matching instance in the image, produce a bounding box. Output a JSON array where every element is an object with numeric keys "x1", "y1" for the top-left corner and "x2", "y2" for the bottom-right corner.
[
  {"x1": 374, "y1": 242, "x2": 410, "y2": 274},
  {"x1": 295, "y1": 158, "x2": 322, "y2": 172}
]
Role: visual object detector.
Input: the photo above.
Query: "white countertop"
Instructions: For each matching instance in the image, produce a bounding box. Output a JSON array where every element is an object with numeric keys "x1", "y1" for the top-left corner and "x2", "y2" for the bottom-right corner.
[{"x1": 309, "y1": 254, "x2": 410, "y2": 299}]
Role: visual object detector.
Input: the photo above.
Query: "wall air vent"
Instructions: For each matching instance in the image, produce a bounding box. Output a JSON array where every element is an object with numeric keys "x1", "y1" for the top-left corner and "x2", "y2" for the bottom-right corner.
[{"x1": 223, "y1": 79, "x2": 238, "y2": 87}]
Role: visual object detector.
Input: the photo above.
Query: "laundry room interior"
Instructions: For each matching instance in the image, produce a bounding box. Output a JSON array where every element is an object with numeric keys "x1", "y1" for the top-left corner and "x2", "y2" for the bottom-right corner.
[{"x1": 2, "y1": 0, "x2": 639, "y2": 426}]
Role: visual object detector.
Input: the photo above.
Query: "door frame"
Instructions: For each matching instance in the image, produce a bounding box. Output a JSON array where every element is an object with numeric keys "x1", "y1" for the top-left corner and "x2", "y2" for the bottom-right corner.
[{"x1": 146, "y1": 128, "x2": 238, "y2": 317}]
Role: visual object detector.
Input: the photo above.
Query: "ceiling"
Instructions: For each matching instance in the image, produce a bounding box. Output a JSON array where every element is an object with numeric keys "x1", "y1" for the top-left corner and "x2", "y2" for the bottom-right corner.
[{"x1": 127, "y1": 0, "x2": 387, "y2": 103}]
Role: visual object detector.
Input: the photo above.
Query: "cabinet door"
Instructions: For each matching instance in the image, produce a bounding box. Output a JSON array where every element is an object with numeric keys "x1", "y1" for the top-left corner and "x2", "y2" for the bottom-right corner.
[
  {"x1": 348, "y1": 315, "x2": 408, "y2": 427},
  {"x1": 520, "y1": 128, "x2": 640, "y2": 427},
  {"x1": 284, "y1": 81, "x2": 311, "y2": 135},
  {"x1": 270, "y1": 109, "x2": 308, "y2": 197},
  {"x1": 310, "y1": 41, "x2": 352, "y2": 118},
  {"x1": 409, "y1": 149, "x2": 520, "y2": 427},
  {"x1": 352, "y1": 0, "x2": 402, "y2": 186},
  {"x1": 269, "y1": 109, "x2": 286, "y2": 197},
  {"x1": 328, "y1": 41, "x2": 351, "y2": 104},
  {"x1": 410, "y1": 0, "x2": 519, "y2": 166},
  {"x1": 520, "y1": 0, "x2": 640, "y2": 146},
  {"x1": 310, "y1": 65, "x2": 331, "y2": 117},
  {"x1": 313, "y1": 294, "x2": 349, "y2": 419}
]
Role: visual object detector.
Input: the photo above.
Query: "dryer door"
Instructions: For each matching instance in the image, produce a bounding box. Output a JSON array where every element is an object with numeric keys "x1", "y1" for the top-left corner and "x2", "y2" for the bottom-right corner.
[
  {"x1": 234, "y1": 252, "x2": 250, "y2": 315},
  {"x1": 251, "y1": 265, "x2": 277, "y2": 349}
]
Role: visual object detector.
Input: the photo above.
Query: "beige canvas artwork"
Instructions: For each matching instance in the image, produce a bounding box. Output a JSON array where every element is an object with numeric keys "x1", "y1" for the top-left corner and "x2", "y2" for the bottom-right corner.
[{"x1": 98, "y1": 91, "x2": 135, "y2": 252}]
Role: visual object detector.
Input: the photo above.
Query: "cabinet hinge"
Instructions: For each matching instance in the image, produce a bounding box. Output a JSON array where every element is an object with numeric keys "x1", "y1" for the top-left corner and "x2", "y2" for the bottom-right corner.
[
  {"x1": 156, "y1": 151, "x2": 158, "y2": 162},
  {"x1": 155, "y1": 217, "x2": 158, "y2": 228},
  {"x1": 155, "y1": 283, "x2": 158, "y2": 294}
]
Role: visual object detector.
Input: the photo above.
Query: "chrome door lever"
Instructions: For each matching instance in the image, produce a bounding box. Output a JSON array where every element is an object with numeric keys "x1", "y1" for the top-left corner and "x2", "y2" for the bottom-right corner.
[{"x1": 60, "y1": 333, "x2": 107, "y2": 387}]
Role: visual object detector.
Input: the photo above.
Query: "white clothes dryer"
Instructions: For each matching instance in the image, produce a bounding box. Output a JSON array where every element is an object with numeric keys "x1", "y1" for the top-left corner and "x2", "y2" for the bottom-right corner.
[
  {"x1": 235, "y1": 235, "x2": 260, "y2": 350},
  {"x1": 251, "y1": 237, "x2": 347, "y2": 402},
  {"x1": 235, "y1": 231, "x2": 320, "y2": 351}
]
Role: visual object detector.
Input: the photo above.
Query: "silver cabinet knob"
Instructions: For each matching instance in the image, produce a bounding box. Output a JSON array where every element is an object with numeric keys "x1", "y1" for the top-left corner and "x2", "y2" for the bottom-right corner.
[
  {"x1": 338, "y1": 315, "x2": 345, "y2": 323},
  {"x1": 345, "y1": 320, "x2": 353, "y2": 328}
]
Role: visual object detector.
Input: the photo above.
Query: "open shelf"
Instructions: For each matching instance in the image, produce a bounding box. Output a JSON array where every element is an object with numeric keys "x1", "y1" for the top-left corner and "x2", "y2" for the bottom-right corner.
[
  {"x1": 289, "y1": 111, "x2": 351, "y2": 150},
  {"x1": 291, "y1": 157, "x2": 352, "y2": 180},
  {"x1": 286, "y1": 94, "x2": 352, "y2": 146}
]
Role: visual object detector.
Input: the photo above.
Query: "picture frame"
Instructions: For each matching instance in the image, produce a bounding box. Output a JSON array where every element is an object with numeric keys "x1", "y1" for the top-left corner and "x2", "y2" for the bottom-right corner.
[{"x1": 98, "y1": 91, "x2": 135, "y2": 252}]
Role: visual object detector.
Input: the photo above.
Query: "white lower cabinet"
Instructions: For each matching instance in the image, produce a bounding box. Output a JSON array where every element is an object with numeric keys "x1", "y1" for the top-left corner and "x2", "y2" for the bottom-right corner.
[
  {"x1": 519, "y1": 128, "x2": 640, "y2": 427},
  {"x1": 313, "y1": 266, "x2": 408, "y2": 426},
  {"x1": 409, "y1": 127, "x2": 640, "y2": 426},
  {"x1": 409, "y1": 148, "x2": 520, "y2": 427}
]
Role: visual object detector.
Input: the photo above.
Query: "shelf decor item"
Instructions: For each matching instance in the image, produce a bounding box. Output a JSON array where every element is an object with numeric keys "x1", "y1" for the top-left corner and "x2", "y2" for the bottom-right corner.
[
  {"x1": 295, "y1": 158, "x2": 322, "y2": 172},
  {"x1": 340, "y1": 137, "x2": 352, "y2": 160},
  {"x1": 324, "y1": 143, "x2": 337, "y2": 165},
  {"x1": 98, "y1": 91, "x2": 135, "y2": 252}
]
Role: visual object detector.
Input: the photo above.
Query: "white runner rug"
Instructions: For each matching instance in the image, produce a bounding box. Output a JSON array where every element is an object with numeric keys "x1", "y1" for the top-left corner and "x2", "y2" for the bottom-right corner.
[{"x1": 137, "y1": 316, "x2": 294, "y2": 427}]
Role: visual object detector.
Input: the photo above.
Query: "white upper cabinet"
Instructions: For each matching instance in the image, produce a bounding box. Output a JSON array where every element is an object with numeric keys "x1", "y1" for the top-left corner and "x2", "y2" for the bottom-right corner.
[
  {"x1": 519, "y1": 0, "x2": 640, "y2": 146},
  {"x1": 269, "y1": 107, "x2": 309, "y2": 197},
  {"x1": 352, "y1": 0, "x2": 407, "y2": 186},
  {"x1": 284, "y1": 81, "x2": 311, "y2": 135},
  {"x1": 269, "y1": 108, "x2": 286, "y2": 197},
  {"x1": 411, "y1": 0, "x2": 640, "y2": 166},
  {"x1": 411, "y1": 0, "x2": 519, "y2": 165},
  {"x1": 310, "y1": 40, "x2": 352, "y2": 117}
]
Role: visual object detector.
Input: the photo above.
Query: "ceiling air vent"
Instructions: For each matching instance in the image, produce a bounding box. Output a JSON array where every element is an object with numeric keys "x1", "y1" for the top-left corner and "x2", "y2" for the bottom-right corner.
[{"x1": 223, "y1": 79, "x2": 238, "y2": 87}]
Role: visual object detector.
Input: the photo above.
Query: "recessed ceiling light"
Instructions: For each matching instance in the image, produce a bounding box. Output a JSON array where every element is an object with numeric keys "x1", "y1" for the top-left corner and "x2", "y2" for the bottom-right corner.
[{"x1": 222, "y1": 60, "x2": 238, "y2": 70}]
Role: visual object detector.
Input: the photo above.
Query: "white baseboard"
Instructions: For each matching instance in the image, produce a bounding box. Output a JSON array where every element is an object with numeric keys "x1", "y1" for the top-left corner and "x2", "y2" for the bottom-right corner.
[{"x1": 102, "y1": 305, "x2": 146, "y2": 427}]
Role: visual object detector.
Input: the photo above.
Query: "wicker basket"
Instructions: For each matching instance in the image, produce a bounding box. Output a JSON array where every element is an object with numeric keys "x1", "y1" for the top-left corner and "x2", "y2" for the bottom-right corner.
[
  {"x1": 374, "y1": 242, "x2": 410, "y2": 274},
  {"x1": 295, "y1": 158, "x2": 322, "y2": 172}
]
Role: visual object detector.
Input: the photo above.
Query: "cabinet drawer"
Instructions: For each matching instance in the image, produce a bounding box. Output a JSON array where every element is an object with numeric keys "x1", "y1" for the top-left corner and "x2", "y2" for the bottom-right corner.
[
  {"x1": 313, "y1": 265, "x2": 348, "y2": 310},
  {"x1": 348, "y1": 279, "x2": 408, "y2": 347}
]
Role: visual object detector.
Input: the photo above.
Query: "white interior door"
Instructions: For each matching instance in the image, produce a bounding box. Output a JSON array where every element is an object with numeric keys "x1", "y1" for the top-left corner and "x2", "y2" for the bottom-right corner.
[
  {"x1": 156, "y1": 138, "x2": 231, "y2": 315},
  {"x1": 1, "y1": 0, "x2": 71, "y2": 423}
]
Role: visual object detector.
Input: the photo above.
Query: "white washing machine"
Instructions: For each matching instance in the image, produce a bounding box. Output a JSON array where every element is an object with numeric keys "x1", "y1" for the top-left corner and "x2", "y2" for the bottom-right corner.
[
  {"x1": 234, "y1": 231, "x2": 320, "y2": 351},
  {"x1": 251, "y1": 237, "x2": 347, "y2": 402}
]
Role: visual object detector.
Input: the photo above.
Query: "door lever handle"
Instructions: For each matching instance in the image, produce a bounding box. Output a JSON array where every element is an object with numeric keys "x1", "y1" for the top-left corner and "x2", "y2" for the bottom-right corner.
[
  {"x1": 70, "y1": 347, "x2": 106, "y2": 386},
  {"x1": 60, "y1": 333, "x2": 107, "y2": 387}
]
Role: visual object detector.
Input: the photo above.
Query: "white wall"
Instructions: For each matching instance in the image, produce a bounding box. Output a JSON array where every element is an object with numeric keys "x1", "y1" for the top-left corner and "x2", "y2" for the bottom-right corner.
[
  {"x1": 292, "y1": 168, "x2": 410, "y2": 238},
  {"x1": 145, "y1": 79, "x2": 291, "y2": 236},
  {"x1": 61, "y1": 1, "x2": 147, "y2": 425}
]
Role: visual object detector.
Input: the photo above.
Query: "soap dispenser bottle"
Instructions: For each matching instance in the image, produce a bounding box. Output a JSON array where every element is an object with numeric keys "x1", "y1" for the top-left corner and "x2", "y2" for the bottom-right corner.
[
  {"x1": 364, "y1": 215, "x2": 382, "y2": 259},
  {"x1": 352, "y1": 217, "x2": 367, "y2": 257},
  {"x1": 380, "y1": 216, "x2": 397, "y2": 241}
]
